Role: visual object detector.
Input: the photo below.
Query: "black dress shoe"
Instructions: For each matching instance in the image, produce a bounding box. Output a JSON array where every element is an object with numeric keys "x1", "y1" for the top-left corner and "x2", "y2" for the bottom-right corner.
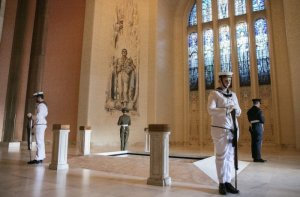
[
  {"x1": 219, "y1": 183, "x2": 227, "y2": 195},
  {"x1": 253, "y1": 158, "x2": 266, "y2": 162},
  {"x1": 28, "y1": 160, "x2": 38, "y2": 164},
  {"x1": 225, "y1": 182, "x2": 239, "y2": 194},
  {"x1": 27, "y1": 160, "x2": 43, "y2": 164}
]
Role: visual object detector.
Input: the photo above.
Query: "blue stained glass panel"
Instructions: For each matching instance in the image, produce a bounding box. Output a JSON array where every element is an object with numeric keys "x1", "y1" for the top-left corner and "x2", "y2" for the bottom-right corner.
[
  {"x1": 252, "y1": 0, "x2": 265, "y2": 12},
  {"x1": 202, "y1": 0, "x2": 212, "y2": 23},
  {"x1": 236, "y1": 22, "x2": 251, "y2": 86},
  {"x1": 203, "y1": 29, "x2": 214, "y2": 89},
  {"x1": 235, "y1": 0, "x2": 247, "y2": 16},
  {"x1": 188, "y1": 32, "x2": 199, "y2": 91},
  {"x1": 255, "y1": 18, "x2": 270, "y2": 85},
  {"x1": 188, "y1": 3, "x2": 197, "y2": 26},
  {"x1": 219, "y1": 26, "x2": 232, "y2": 72},
  {"x1": 218, "y1": 0, "x2": 229, "y2": 19}
]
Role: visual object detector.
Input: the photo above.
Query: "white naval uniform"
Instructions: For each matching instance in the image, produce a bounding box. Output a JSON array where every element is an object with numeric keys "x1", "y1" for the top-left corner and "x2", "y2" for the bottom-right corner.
[
  {"x1": 33, "y1": 102, "x2": 48, "y2": 161},
  {"x1": 207, "y1": 89, "x2": 241, "y2": 184}
]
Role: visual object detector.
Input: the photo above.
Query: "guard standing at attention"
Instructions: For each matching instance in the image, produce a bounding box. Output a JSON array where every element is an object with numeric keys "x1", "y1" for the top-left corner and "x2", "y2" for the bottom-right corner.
[
  {"x1": 247, "y1": 98, "x2": 266, "y2": 163},
  {"x1": 207, "y1": 71, "x2": 241, "y2": 195},
  {"x1": 27, "y1": 91, "x2": 48, "y2": 164},
  {"x1": 117, "y1": 108, "x2": 131, "y2": 151}
]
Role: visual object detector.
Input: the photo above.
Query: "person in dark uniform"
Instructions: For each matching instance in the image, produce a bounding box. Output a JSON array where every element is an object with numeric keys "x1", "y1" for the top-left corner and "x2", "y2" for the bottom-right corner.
[
  {"x1": 247, "y1": 98, "x2": 266, "y2": 162},
  {"x1": 117, "y1": 108, "x2": 131, "y2": 151}
]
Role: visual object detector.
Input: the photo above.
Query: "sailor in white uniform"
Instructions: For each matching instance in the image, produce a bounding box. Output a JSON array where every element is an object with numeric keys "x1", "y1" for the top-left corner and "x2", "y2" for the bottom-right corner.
[
  {"x1": 27, "y1": 91, "x2": 48, "y2": 164},
  {"x1": 207, "y1": 72, "x2": 241, "y2": 195}
]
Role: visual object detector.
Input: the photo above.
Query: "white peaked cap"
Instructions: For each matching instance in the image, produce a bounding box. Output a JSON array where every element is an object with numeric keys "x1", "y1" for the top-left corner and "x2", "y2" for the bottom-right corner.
[
  {"x1": 218, "y1": 71, "x2": 233, "y2": 76},
  {"x1": 33, "y1": 91, "x2": 44, "y2": 97}
]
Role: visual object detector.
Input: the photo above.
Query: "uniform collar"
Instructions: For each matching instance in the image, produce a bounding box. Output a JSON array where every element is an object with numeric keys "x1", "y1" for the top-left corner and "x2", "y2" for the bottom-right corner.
[{"x1": 216, "y1": 87, "x2": 232, "y2": 98}]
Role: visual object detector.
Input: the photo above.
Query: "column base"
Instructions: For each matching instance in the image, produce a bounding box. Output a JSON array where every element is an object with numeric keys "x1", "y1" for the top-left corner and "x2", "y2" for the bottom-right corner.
[
  {"x1": 147, "y1": 177, "x2": 171, "y2": 186},
  {"x1": 49, "y1": 163, "x2": 69, "y2": 170}
]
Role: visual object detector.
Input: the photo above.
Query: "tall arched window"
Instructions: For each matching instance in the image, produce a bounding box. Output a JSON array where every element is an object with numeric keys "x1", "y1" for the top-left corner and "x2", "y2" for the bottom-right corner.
[
  {"x1": 188, "y1": 32, "x2": 199, "y2": 91},
  {"x1": 255, "y1": 18, "x2": 270, "y2": 85},
  {"x1": 236, "y1": 22, "x2": 250, "y2": 86},
  {"x1": 219, "y1": 25, "x2": 231, "y2": 72},
  {"x1": 188, "y1": 3, "x2": 198, "y2": 91},
  {"x1": 203, "y1": 29, "x2": 214, "y2": 89},
  {"x1": 187, "y1": 0, "x2": 271, "y2": 90}
]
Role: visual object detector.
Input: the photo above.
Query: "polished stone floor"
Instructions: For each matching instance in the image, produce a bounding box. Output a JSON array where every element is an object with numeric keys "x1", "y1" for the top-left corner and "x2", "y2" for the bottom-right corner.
[{"x1": 0, "y1": 143, "x2": 300, "y2": 197}]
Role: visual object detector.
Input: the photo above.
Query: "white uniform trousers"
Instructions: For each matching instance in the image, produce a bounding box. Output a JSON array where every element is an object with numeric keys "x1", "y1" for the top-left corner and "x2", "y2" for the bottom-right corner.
[
  {"x1": 211, "y1": 127, "x2": 234, "y2": 184},
  {"x1": 35, "y1": 125, "x2": 47, "y2": 160}
]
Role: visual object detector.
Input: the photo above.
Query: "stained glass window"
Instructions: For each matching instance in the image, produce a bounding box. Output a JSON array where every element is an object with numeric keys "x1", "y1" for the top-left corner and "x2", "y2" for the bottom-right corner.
[
  {"x1": 235, "y1": 0, "x2": 246, "y2": 16},
  {"x1": 188, "y1": 3, "x2": 197, "y2": 26},
  {"x1": 188, "y1": 32, "x2": 199, "y2": 91},
  {"x1": 218, "y1": 0, "x2": 229, "y2": 19},
  {"x1": 219, "y1": 26, "x2": 231, "y2": 72},
  {"x1": 255, "y1": 18, "x2": 270, "y2": 85},
  {"x1": 252, "y1": 0, "x2": 265, "y2": 12},
  {"x1": 203, "y1": 29, "x2": 214, "y2": 89},
  {"x1": 187, "y1": 0, "x2": 271, "y2": 91},
  {"x1": 236, "y1": 22, "x2": 250, "y2": 86},
  {"x1": 202, "y1": 0, "x2": 212, "y2": 23}
]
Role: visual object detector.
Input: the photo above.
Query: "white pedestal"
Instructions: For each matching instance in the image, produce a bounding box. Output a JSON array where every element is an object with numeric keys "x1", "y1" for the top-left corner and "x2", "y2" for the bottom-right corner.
[
  {"x1": 0, "y1": 142, "x2": 21, "y2": 152},
  {"x1": 147, "y1": 124, "x2": 171, "y2": 186},
  {"x1": 77, "y1": 126, "x2": 92, "y2": 155},
  {"x1": 49, "y1": 124, "x2": 70, "y2": 170}
]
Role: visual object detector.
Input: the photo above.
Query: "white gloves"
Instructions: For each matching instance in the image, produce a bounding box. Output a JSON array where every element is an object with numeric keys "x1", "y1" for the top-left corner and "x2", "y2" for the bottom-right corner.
[{"x1": 226, "y1": 105, "x2": 236, "y2": 115}]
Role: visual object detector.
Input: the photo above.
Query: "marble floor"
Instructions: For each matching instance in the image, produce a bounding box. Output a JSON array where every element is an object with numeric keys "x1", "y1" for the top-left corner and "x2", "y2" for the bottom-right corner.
[{"x1": 0, "y1": 144, "x2": 300, "y2": 197}]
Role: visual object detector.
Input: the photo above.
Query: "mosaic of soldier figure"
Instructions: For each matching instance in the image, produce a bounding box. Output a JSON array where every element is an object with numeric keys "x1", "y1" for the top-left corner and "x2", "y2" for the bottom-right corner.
[{"x1": 116, "y1": 49, "x2": 135, "y2": 105}]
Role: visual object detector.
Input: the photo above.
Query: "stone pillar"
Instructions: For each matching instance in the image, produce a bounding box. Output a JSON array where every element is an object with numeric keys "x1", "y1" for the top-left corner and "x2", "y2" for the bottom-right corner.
[
  {"x1": 147, "y1": 124, "x2": 171, "y2": 186},
  {"x1": 144, "y1": 127, "x2": 150, "y2": 152},
  {"x1": 49, "y1": 124, "x2": 70, "y2": 170},
  {"x1": 77, "y1": 126, "x2": 92, "y2": 155}
]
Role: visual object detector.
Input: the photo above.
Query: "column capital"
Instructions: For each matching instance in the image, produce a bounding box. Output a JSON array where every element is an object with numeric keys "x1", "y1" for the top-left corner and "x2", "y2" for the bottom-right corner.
[
  {"x1": 79, "y1": 126, "x2": 92, "y2": 130},
  {"x1": 52, "y1": 124, "x2": 70, "y2": 130},
  {"x1": 148, "y1": 124, "x2": 170, "y2": 132}
]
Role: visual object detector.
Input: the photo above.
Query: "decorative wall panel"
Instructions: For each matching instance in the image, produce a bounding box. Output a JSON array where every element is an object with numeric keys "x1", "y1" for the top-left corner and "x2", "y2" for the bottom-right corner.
[{"x1": 105, "y1": 0, "x2": 140, "y2": 113}]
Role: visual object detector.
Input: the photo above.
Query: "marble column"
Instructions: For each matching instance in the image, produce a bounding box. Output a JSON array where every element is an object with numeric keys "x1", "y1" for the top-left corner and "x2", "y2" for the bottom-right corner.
[
  {"x1": 77, "y1": 126, "x2": 92, "y2": 155},
  {"x1": 49, "y1": 124, "x2": 70, "y2": 170},
  {"x1": 147, "y1": 124, "x2": 171, "y2": 186}
]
